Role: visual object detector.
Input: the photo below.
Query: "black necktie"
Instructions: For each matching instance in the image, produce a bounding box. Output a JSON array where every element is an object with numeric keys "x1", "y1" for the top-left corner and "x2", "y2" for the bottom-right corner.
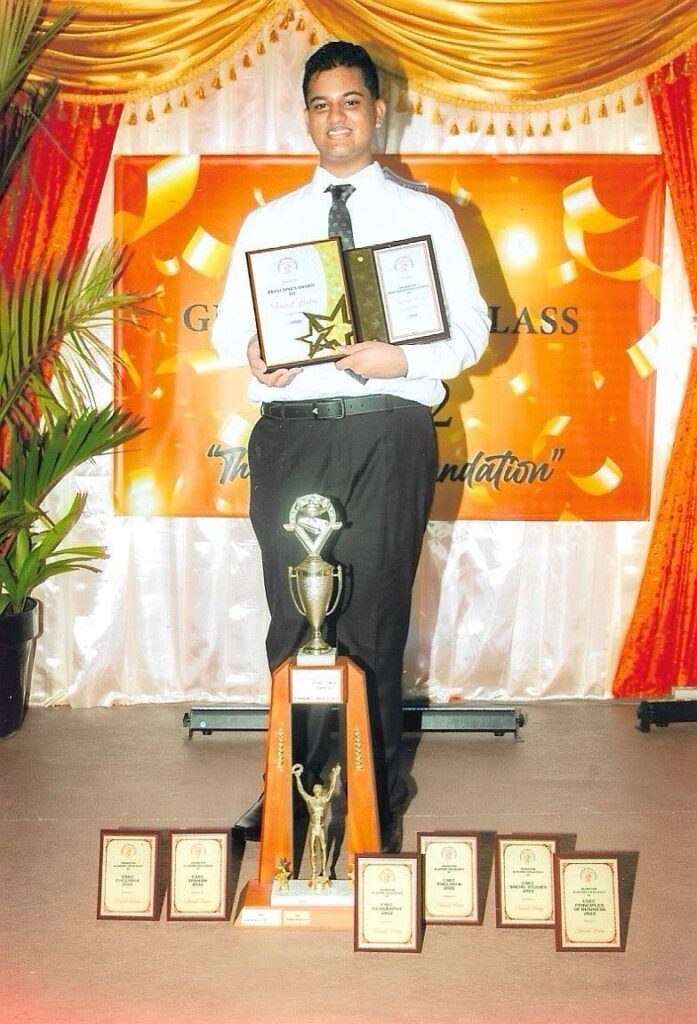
[
  {"x1": 326, "y1": 183, "x2": 355, "y2": 250},
  {"x1": 325, "y1": 182, "x2": 366, "y2": 384}
]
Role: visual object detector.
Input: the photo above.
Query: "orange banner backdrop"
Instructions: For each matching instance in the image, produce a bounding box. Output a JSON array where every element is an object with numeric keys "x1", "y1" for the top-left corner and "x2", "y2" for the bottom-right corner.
[{"x1": 113, "y1": 154, "x2": 664, "y2": 520}]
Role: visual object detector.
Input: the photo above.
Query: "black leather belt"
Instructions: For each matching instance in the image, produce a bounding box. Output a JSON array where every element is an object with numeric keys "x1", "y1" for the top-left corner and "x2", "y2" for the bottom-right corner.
[{"x1": 260, "y1": 395, "x2": 419, "y2": 420}]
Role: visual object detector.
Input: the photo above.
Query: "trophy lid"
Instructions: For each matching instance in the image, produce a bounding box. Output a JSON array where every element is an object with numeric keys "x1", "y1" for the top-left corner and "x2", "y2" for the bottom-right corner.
[{"x1": 284, "y1": 494, "x2": 342, "y2": 556}]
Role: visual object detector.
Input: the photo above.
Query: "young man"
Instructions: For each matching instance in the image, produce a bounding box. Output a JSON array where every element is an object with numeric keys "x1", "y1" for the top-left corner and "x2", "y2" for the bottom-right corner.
[{"x1": 212, "y1": 41, "x2": 490, "y2": 851}]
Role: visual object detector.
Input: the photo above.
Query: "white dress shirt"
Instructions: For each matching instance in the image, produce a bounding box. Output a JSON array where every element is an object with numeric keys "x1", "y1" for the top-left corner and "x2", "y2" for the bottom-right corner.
[{"x1": 211, "y1": 160, "x2": 490, "y2": 407}]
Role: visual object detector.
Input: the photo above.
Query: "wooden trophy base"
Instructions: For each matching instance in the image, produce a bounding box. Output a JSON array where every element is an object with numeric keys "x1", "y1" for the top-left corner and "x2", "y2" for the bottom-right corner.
[
  {"x1": 235, "y1": 656, "x2": 380, "y2": 930},
  {"x1": 235, "y1": 880, "x2": 354, "y2": 930}
]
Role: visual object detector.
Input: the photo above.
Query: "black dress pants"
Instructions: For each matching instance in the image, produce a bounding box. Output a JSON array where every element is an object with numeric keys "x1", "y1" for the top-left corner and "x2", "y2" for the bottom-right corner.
[{"x1": 247, "y1": 402, "x2": 437, "y2": 822}]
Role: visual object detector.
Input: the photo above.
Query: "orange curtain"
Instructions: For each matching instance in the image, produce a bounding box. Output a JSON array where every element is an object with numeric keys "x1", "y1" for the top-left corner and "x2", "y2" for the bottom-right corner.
[
  {"x1": 0, "y1": 101, "x2": 122, "y2": 277},
  {"x1": 612, "y1": 49, "x2": 697, "y2": 697},
  {"x1": 0, "y1": 99, "x2": 122, "y2": 468}
]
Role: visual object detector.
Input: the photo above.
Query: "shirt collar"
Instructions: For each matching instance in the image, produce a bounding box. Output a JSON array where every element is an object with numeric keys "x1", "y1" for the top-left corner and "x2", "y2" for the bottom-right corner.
[{"x1": 312, "y1": 160, "x2": 385, "y2": 195}]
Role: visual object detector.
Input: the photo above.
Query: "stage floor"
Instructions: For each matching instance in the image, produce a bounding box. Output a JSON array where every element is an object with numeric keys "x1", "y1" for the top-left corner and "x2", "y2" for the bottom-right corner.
[{"x1": 1, "y1": 701, "x2": 695, "y2": 1024}]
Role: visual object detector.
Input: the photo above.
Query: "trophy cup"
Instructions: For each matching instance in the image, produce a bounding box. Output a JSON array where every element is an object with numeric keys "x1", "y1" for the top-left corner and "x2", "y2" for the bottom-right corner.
[{"x1": 285, "y1": 494, "x2": 343, "y2": 663}]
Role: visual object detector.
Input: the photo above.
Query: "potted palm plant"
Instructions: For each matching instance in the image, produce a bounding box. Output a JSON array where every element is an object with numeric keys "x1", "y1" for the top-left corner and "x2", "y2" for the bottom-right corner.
[{"x1": 0, "y1": 1, "x2": 147, "y2": 737}]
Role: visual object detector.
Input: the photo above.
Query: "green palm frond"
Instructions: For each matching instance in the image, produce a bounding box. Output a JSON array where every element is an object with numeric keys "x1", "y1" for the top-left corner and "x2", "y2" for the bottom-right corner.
[
  {"x1": 0, "y1": 1, "x2": 78, "y2": 207},
  {"x1": 0, "y1": 246, "x2": 150, "y2": 430},
  {"x1": 0, "y1": 1, "x2": 75, "y2": 112},
  {"x1": 0, "y1": 80, "x2": 58, "y2": 203},
  {"x1": 0, "y1": 409, "x2": 146, "y2": 614},
  {"x1": 0, "y1": 408, "x2": 145, "y2": 517},
  {"x1": 0, "y1": 492, "x2": 108, "y2": 616}
]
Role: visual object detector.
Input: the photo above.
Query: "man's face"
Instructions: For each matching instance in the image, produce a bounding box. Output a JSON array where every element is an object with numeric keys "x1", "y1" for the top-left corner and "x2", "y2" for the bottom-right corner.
[{"x1": 304, "y1": 65, "x2": 385, "y2": 177}]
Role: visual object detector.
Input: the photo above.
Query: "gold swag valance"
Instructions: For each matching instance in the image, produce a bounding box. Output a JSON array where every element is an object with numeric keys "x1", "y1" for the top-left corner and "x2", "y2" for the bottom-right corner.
[{"x1": 35, "y1": 0, "x2": 697, "y2": 107}]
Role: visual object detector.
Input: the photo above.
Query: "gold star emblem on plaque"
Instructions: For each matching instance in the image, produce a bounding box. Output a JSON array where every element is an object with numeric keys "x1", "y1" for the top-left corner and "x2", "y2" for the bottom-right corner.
[{"x1": 297, "y1": 297, "x2": 354, "y2": 358}]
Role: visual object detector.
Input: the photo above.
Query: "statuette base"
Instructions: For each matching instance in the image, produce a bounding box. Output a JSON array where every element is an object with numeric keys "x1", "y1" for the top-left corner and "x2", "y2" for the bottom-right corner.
[
  {"x1": 271, "y1": 879, "x2": 354, "y2": 907},
  {"x1": 235, "y1": 882, "x2": 354, "y2": 930}
]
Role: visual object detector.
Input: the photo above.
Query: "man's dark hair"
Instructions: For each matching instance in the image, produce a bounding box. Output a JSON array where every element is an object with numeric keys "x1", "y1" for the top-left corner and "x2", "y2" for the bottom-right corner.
[{"x1": 302, "y1": 41, "x2": 380, "y2": 104}]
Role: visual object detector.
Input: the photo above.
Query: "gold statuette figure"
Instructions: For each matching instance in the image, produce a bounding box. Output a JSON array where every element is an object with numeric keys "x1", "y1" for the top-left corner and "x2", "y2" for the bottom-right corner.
[
  {"x1": 291, "y1": 763, "x2": 341, "y2": 888},
  {"x1": 274, "y1": 857, "x2": 292, "y2": 893}
]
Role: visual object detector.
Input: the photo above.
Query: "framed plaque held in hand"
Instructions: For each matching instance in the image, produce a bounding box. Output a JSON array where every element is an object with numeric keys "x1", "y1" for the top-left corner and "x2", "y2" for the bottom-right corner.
[
  {"x1": 417, "y1": 831, "x2": 483, "y2": 925},
  {"x1": 167, "y1": 830, "x2": 232, "y2": 921},
  {"x1": 97, "y1": 829, "x2": 160, "y2": 920},
  {"x1": 495, "y1": 833, "x2": 559, "y2": 928},
  {"x1": 246, "y1": 238, "x2": 355, "y2": 371},
  {"x1": 354, "y1": 853, "x2": 423, "y2": 952},
  {"x1": 344, "y1": 235, "x2": 449, "y2": 347},
  {"x1": 555, "y1": 852, "x2": 625, "y2": 951}
]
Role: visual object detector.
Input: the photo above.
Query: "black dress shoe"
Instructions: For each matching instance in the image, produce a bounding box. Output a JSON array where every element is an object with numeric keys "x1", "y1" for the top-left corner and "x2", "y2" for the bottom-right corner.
[
  {"x1": 232, "y1": 793, "x2": 264, "y2": 841},
  {"x1": 381, "y1": 814, "x2": 403, "y2": 853},
  {"x1": 389, "y1": 775, "x2": 415, "y2": 814}
]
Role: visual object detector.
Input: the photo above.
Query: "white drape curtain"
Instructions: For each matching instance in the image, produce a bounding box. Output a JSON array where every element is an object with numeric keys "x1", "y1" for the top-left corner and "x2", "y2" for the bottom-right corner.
[{"x1": 31, "y1": 15, "x2": 693, "y2": 707}]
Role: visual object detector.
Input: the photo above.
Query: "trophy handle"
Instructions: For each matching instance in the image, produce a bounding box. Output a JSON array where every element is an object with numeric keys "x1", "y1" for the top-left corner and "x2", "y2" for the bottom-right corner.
[
  {"x1": 287, "y1": 567, "x2": 306, "y2": 617},
  {"x1": 325, "y1": 565, "x2": 343, "y2": 618}
]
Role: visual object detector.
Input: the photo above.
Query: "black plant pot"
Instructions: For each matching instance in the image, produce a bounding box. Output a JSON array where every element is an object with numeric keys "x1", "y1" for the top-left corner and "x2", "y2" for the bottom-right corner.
[{"x1": 0, "y1": 598, "x2": 42, "y2": 739}]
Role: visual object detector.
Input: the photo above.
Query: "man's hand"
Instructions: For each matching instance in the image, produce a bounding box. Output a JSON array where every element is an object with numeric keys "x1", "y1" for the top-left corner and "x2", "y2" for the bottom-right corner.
[
  {"x1": 247, "y1": 334, "x2": 302, "y2": 387},
  {"x1": 336, "y1": 341, "x2": 407, "y2": 379}
]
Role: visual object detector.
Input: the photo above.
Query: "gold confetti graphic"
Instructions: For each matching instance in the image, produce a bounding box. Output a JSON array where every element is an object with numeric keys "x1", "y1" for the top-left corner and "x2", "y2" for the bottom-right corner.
[
  {"x1": 214, "y1": 496, "x2": 238, "y2": 515},
  {"x1": 465, "y1": 484, "x2": 494, "y2": 507},
  {"x1": 547, "y1": 259, "x2": 578, "y2": 288},
  {"x1": 532, "y1": 415, "x2": 571, "y2": 458},
  {"x1": 114, "y1": 155, "x2": 200, "y2": 243},
  {"x1": 463, "y1": 415, "x2": 486, "y2": 432},
  {"x1": 510, "y1": 371, "x2": 532, "y2": 396},
  {"x1": 126, "y1": 470, "x2": 159, "y2": 515},
  {"x1": 218, "y1": 414, "x2": 252, "y2": 447},
  {"x1": 447, "y1": 424, "x2": 465, "y2": 447},
  {"x1": 253, "y1": 187, "x2": 266, "y2": 206},
  {"x1": 450, "y1": 173, "x2": 472, "y2": 206},
  {"x1": 460, "y1": 412, "x2": 488, "y2": 448},
  {"x1": 119, "y1": 349, "x2": 142, "y2": 392},
  {"x1": 187, "y1": 350, "x2": 223, "y2": 374},
  {"x1": 156, "y1": 351, "x2": 223, "y2": 375},
  {"x1": 627, "y1": 329, "x2": 659, "y2": 378},
  {"x1": 182, "y1": 227, "x2": 232, "y2": 280},
  {"x1": 569, "y1": 457, "x2": 623, "y2": 495},
  {"x1": 563, "y1": 178, "x2": 633, "y2": 232},
  {"x1": 591, "y1": 370, "x2": 605, "y2": 389},
  {"x1": 153, "y1": 255, "x2": 180, "y2": 276},
  {"x1": 560, "y1": 177, "x2": 661, "y2": 299}
]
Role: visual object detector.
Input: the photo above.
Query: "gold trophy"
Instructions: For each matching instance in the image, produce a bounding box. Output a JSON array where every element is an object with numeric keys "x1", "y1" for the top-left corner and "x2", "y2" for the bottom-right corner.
[
  {"x1": 236, "y1": 498, "x2": 381, "y2": 929},
  {"x1": 285, "y1": 494, "x2": 343, "y2": 662},
  {"x1": 291, "y1": 763, "x2": 341, "y2": 889},
  {"x1": 269, "y1": 763, "x2": 353, "y2": 910}
]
